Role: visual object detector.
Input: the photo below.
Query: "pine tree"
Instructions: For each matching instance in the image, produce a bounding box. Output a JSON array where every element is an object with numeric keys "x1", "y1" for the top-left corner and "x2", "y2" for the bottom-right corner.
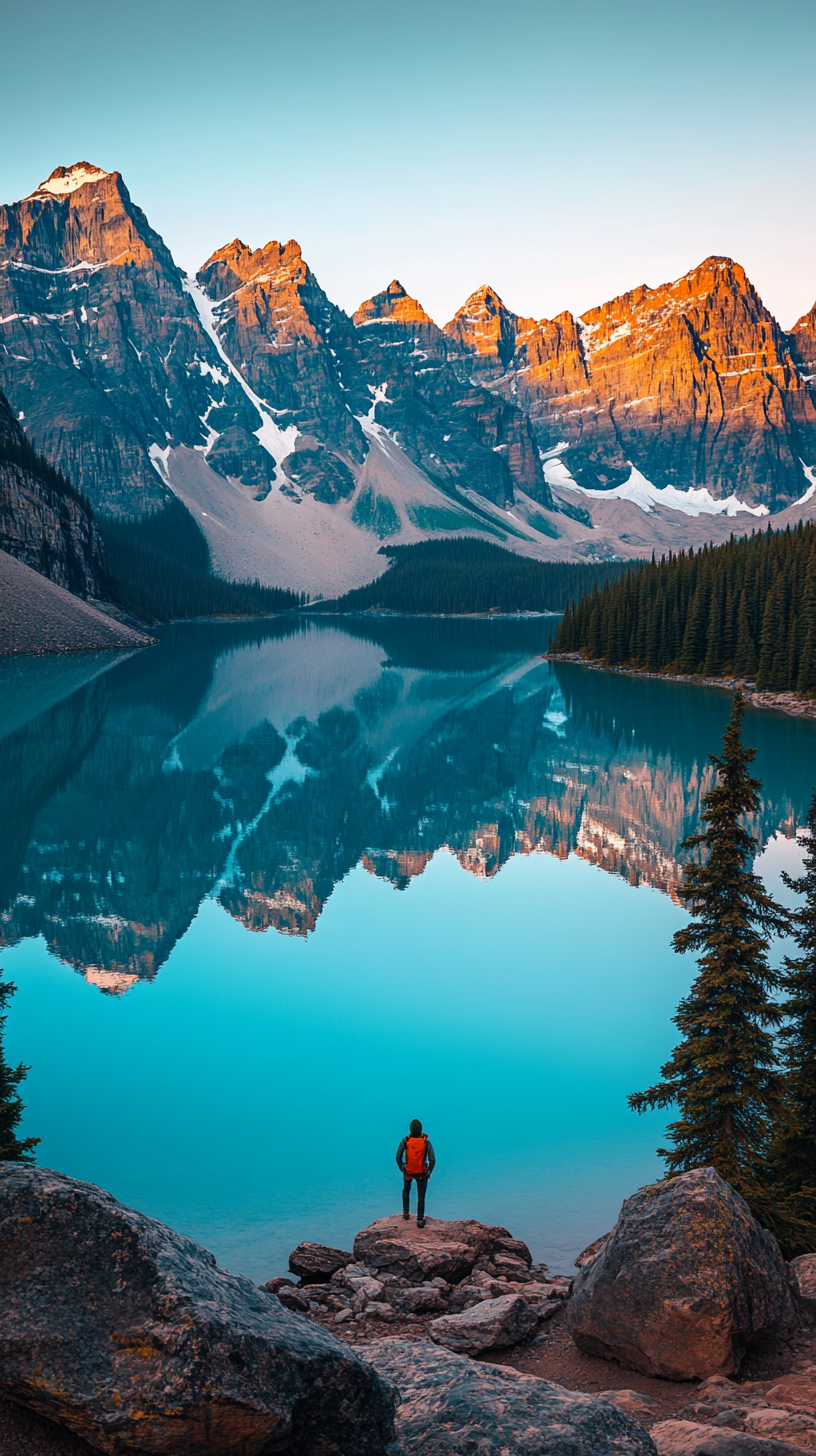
[
  {"x1": 733, "y1": 588, "x2": 758, "y2": 679},
  {"x1": 0, "y1": 978, "x2": 40, "y2": 1163},
  {"x1": 797, "y1": 545, "x2": 816, "y2": 695},
  {"x1": 679, "y1": 575, "x2": 710, "y2": 675},
  {"x1": 629, "y1": 691, "x2": 790, "y2": 1208},
  {"x1": 768, "y1": 791, "x2": 816, "y2": 1251}
]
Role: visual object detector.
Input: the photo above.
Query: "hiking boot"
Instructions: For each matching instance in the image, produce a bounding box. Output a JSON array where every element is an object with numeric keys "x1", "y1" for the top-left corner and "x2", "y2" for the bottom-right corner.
[
  {"x1": 402, "y1": 1212, "x2": 410, "y2": 1221},
  {"x1": 417, "y1": 1218, "x2": 426, "y2": 1228}
]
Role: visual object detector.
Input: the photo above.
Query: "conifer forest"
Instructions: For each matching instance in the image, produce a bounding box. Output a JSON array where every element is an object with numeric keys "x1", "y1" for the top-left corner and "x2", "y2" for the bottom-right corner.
[{"x1": 554, "y1": 522, "x2": 816, "y2": 695}]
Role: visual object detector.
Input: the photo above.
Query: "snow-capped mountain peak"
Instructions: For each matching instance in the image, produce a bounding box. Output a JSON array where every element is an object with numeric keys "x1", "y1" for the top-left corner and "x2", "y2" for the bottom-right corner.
[{"x1": 28, "y1": 163, "x2": 110, "y2": 199}]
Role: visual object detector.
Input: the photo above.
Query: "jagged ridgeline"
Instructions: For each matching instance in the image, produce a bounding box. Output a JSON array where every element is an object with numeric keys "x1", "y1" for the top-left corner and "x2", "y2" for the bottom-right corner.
[
  {"x1": 554, "y1": 522, "x2": 816, "y2": 695},
  {"x1": 316, "y1": 538, "x2": 633, "y2": 615},
  {"x1": 98, "y1": 497, "x2": 303, "y2": 622}
]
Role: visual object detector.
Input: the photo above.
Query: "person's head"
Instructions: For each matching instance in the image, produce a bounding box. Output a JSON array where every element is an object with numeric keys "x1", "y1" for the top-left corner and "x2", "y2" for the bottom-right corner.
[{"x1": 410, "y1": 1119, "x2": 422, "y2": 1136}]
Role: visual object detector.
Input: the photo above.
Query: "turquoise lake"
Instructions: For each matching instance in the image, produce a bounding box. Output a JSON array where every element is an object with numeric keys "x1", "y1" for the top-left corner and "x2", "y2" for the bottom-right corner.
[{"x1": 1, "y1": 616, "x2": 814, "y2": 1282}]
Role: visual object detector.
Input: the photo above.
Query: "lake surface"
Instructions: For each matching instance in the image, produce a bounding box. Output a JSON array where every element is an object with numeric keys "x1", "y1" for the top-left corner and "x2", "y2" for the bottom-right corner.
[{"x1": 2, "y1": 616, "x2": 814, "y2": 1282}]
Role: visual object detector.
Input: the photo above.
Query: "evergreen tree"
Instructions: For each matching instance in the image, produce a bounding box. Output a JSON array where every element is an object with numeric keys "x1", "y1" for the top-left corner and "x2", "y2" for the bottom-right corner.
[
  {"x1": 769, "y1": 791, "x2": 816, "y2": 1250},
  {"x1": 733, "y1": 589, "x2": 758, "y2": 679},
  {"x1": 0, "y1": 978, "x2": 40, "y2": 1163},
  {"x1": 797, "y1": 545, "x2": 816, "y2": 695},
  {"x1": 554, "y1": 521, "x2": 816, "y2": 695},
  {"x1": 629, "y1": 692, "x2": 790, "y2": 1210}
]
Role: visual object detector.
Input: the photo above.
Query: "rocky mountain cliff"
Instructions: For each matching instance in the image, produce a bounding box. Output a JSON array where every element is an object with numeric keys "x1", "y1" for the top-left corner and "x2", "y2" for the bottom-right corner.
[
  {"x1": 444, "y1": 259, "x2": 816, "y2": 510},
  {"x1": 342, "y1": 280, "x2": 547, "y2": 507},
  {"x1": 789, "y1": 298, "x2": 816, "y2": 384},
  {"x1": 2, "y1": 162, "x2": 816, "y2": 591},
  {"x1": 0, "y1": 386, "x2": 105, "y2": 597},
  {"x1": 0, "y1": 165, "x2": 256, "y2": 517}
]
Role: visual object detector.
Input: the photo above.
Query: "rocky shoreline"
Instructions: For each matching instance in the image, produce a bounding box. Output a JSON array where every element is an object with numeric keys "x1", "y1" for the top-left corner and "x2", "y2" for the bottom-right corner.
[
  {"x1": 547, "y1": 652, "x2": 816, "y2": 724},
  {"x1": 267, "y1": 1214, "x2": 572, "y2": 1354},
  {"x1": 2, "y1": 1166, "x2": 816, "y2": 1455}
]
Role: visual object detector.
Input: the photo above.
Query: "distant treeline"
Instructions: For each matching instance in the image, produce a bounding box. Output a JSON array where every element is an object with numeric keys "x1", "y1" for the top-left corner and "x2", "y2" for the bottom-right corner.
[
  {"x1": 99, "y1": 497, "x2": 302, "y2": 623},
  {"x1": 554, "y1": 522, "x2": 816, "y2": 695},
  {"x1": 316, "y1": 539, "x2": 634, "y2": 616}
]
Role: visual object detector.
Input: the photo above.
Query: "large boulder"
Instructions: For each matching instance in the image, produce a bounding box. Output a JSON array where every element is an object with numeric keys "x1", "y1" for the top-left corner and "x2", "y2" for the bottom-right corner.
[
  {"x1": 363, "y1": 1338, "x2": 659, "y2": 1455},
  {"x1": 428, "y1": 1293, "x2": 539, "y2": 1353},
  {"x1": 353, "y1": 1214, "x2": 531, "y2": 1284},
  {"x1": 569, "y1": 1168, "x2": 800, "y2": 1380},
  {"x1": 0, "y1": 1165, "x2": 396, "y2": 1455},
  {"x1": 650, "y1": 1421, "x2": 806, "y2": 1454},
  {"x1": 791, "y1": 1254, "x2": 816, "y2": 1314},
  {"x1": 288, "y1": 1241, "x2": 353, "y2": 1283},
  {"x1": 575, "y1": 1232, "x2": 613, "y2": 1268}
]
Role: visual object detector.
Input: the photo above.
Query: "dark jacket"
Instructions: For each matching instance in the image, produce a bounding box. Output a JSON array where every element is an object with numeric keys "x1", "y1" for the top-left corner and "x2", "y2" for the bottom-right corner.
[{"x1": 396, "y1": 1135, "x2": 436, "y2": 1177}]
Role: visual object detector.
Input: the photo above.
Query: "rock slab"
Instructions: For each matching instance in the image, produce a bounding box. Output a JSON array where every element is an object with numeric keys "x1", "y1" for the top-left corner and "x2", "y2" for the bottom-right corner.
[
  {"x1": 575, "y1": 1231, "x2": 613, "y2": 1268},
  {"x1": 0, "y1": 1165, "x2": 396, "y2": 1455},
  {"x1": 364, "y1": 1338, "x2": 658, "y2": 1455},
  {"x1": 569, "y1": 1167, "x2": 800, "y2": 1380},
  {"x1": 429, "y1": 1292, "x2": 539, "y2": 1353},
  {"x1": 791, "y1": 1255, "x2": 816, "y2": 1314},
  {"x1": 353, "y1": 1214, "x2": 531, "y2": 1284},
  {"x1": 650, "y1": 1420, "x2": 806, "y2": 1454},
  {"x1": 288, "y1": 1240, "x2": 354, "y2": 1282}
]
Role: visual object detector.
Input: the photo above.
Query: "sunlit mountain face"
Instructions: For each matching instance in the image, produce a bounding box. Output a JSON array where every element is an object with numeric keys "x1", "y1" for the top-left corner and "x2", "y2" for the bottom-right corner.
[{"x1": 1, "y1": 617, "x2": 812, "y2": 991}]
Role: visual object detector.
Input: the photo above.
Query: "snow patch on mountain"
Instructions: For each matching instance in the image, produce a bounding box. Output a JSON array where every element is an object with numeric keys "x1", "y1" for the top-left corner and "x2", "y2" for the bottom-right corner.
[
  {"x1": 29, "y1": 164, "x2": 110, "y2": 199},
  {"x1": 541, "y1": 450, "x2": 768, "y2": 518},
  {"x1": 148, "y1": 443, "x2": 172, "y2": 484},
  {"x1": 183, "y1": 278, "x2": 298, "y2": 471},
  {"x1": 796, "y1": 461, "x2": 816, "y2": 505}
]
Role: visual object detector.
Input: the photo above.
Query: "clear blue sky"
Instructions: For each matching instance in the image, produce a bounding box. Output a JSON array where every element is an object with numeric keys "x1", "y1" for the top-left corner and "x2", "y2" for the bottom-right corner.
[{"x1": 3, "y1": 0, "x2": 815, "y2": 328}]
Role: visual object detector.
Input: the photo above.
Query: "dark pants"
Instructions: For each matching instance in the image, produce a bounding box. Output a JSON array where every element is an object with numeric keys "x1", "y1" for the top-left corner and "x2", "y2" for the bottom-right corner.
[{"x1": 403, "y1": 1174, "x2": 428, "y2": 1219}]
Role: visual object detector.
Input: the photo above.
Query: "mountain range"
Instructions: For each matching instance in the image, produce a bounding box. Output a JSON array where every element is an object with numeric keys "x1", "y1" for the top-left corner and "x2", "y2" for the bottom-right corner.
[{"x1": 2, "y1": 162, "x2": 816, "y2": 597}]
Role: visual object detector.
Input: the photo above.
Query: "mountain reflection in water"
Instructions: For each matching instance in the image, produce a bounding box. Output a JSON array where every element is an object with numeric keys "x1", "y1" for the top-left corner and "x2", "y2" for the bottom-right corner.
[{"x1": 2, "y1": 616, "x2": 815, "y2": 994}]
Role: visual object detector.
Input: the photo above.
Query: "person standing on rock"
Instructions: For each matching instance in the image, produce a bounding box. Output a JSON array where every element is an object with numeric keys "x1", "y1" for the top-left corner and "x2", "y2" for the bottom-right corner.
[{"x1": 396, "y1": 1119, "x2": 435, "y2": 1228}]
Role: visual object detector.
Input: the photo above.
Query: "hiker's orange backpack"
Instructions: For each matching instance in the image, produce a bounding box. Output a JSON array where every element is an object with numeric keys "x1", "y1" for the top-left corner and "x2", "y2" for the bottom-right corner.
[{"x1": 405, "y1": 1134, "x2": 428, "y2": 1175}]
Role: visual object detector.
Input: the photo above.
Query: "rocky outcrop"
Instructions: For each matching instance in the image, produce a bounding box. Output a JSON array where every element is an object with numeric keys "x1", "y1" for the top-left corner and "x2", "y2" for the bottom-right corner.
[
  {"x1": 569, "y1": 1168, "x2": 801, "y2": 1379},
  {"x1": 428, "y1": 1292, "x2": 539, "y2": 1352},
  {"x1": 344, "y1": 279, "x2": 550, "y2": 508},
  {"x1": 443, "y1": 284, "x2": 533, "y2": 378},
  {"x1": 0, "y1": 1165, "x2": 396, "y2": 1455},
  {"x1": 791, "y1": 1255, "x2": 816, "y2": 1314},
  {"x1": 276, "y1": 1220, "x2": 568, "y2": 1346},
  {"x1": 192, "y1": 255, "x2": 552, "y2": 511},
  {"x1": 666, "y1": 1369, "x2": 816, "y2": 1450},
  {"x1": 289, "y1": 1241, "x2": 354, "y2": 1282},
  {"x1": 281, "y1": 442, "x2": 356, "y2": 502},
  {"x1": 196, "y1": 237, "x2": 367, "y2": 477},
  {"x1": 0, "y1": 388, "x2": 106, "y2": 597},
  {"x1": 445, "y1": 260, "x2": 816, "y2": 510},
  {"x1": 650, "y1": 1421, "x2": 807, "y2": 1453},
  {"x1": 789, "y1": 303, "x2": 816, "y2": 385},
  {"x1": 362, "y1": 1339, "x2": 659, "y2": 1455},
  {"x1": 0, "y1": 164, "x2": 259, "y2": 516},
  {"x1": 574, "y1": 1231, "x2": 613, "y2": 1268},
  {"x1": 352, "y1": 1213, "x2": 532, "y2": 1284}
]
